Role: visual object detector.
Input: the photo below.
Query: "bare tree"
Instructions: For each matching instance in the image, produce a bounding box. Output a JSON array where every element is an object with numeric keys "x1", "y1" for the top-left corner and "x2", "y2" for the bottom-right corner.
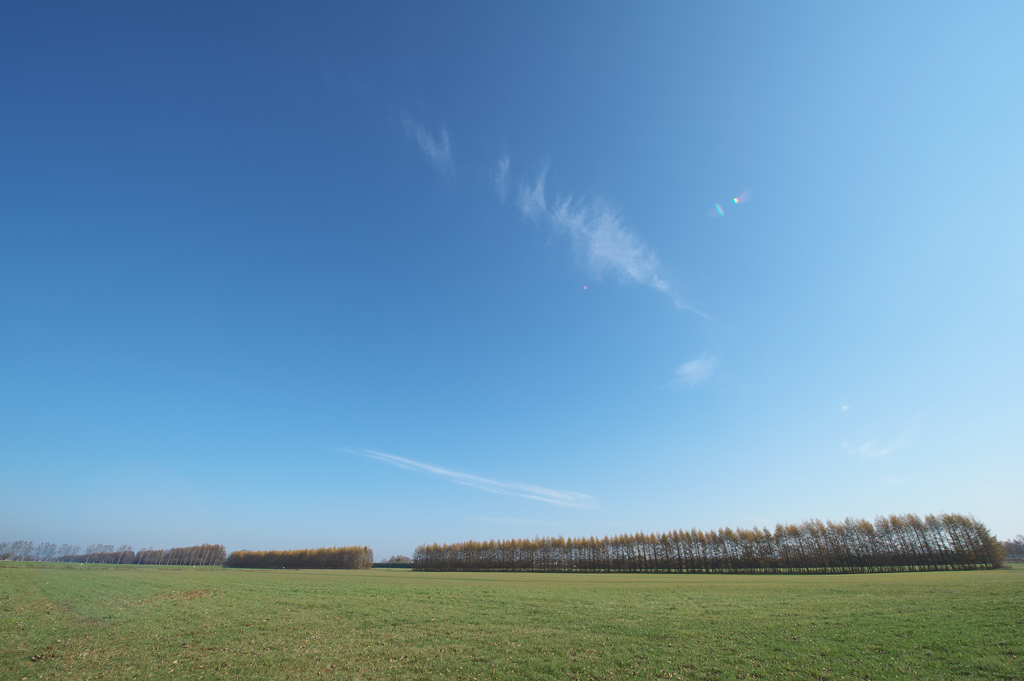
[
  {"x1": 40, "y1": 543, "x2": 58, "y2": 562},
  {"x1": 1002, "y1": 534, "x2": 1024, "y2": 560}
]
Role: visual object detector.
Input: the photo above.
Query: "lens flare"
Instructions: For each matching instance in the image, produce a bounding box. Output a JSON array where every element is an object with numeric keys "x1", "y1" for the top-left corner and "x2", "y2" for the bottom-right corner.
[{"x1": 709, "y1": 190, "x2": 750, "y2": 219}]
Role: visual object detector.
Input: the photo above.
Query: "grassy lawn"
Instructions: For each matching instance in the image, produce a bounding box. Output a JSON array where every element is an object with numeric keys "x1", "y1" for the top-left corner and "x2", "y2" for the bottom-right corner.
[{"x1": 2, "y1": 563, "x2": 1021, "y2": 680}]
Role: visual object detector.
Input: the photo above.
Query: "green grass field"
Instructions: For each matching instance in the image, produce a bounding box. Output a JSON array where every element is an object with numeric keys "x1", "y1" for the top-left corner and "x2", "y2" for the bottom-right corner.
[{"x1": 2, "y1": 563, "x2": 1021, "y2": 680}]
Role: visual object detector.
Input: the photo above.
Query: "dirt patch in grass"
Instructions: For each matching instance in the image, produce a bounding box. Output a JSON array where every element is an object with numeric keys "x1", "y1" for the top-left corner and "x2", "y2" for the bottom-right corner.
[{"x1": 154, "y1": 588, "x2": 219, "y2": 602}]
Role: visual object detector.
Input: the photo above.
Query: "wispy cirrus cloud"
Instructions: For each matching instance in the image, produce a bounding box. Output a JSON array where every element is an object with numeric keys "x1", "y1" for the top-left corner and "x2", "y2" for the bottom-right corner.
[
  {"x1": 516, "y1": 167, "x2": 702, "y2": 313},
  {"x1": 517, "y1": 165, "x2": 548, "y2": 217},
  {"x1": 343, "y1": 449, "x2": 596, "y2": 508},
  {"x1": 470, "y1": 516, "x2": 554, "y2": 526},
  {"x1": 551, "y1": 198, "x2": 668, "y2": 292},
  {"x1": 495, "y1": 155, "x2": 510, "y2": 201},
  {"x1": 672, "y1": 354, "x2": 719, "y2": 388},
  {"x1": 844, "y1": 440, "x2": 901, "y2": 459},
  {"x1": 403, "y1": 117, "x2": 453, "y2": 175},
  {"x1": 843, "y1": 415, "x2": 921, "y2": 459}
]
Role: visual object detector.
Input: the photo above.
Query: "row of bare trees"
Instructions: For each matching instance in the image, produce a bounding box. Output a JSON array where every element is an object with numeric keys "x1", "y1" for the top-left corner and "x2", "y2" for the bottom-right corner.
[
  {"x1": 65, "y1": 544, "x2": 226, "y2": 566},
  {"x1": 225, "y1": 546, "x2": 373, "y2": 569},
  {"x1": 1, "y1": 541, "x2": 226, "y2": 566},
  {"x1": 0, "y1": 542, "x2": 81, "y2": 562},
  {"x1": 414, "y1": 513, "x2": 1005, "y2": 573},
  {"x1": 59, "y1": 544, "x2": 131, "y2": 563},
  {"x1": 1004, "y1": 535, "x2": 1024, "y2": 561}
]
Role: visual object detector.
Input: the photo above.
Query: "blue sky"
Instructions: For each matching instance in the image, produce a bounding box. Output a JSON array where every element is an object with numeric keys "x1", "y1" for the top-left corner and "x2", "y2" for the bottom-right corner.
[{"x1": 1, "y1": 2, "x2": 1021, "y2": 559}]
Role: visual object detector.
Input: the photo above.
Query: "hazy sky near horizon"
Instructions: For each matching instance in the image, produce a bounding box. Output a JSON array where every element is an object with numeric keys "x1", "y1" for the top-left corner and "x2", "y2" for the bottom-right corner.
[{"x1": 2, "y1": 2, "x2": 1022, "y2": 559}]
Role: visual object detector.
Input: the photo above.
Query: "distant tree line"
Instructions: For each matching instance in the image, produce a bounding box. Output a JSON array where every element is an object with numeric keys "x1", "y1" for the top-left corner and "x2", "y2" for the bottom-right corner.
[
  {"x1": 0, "y1": 542, "x2": 77, "y2": 562},
  {"x1": 414, "y1": 513, "x2": 1005, "y2": 573},
  {"x1": 0, "y1": 541, "x2": 225, "y2": 566},
  {"x1": 224, "y1": 546, "x2": 373, "y2": 569},
  {"x1": 1004, "y1": 535, "x2": 1024, "y2": 561}
]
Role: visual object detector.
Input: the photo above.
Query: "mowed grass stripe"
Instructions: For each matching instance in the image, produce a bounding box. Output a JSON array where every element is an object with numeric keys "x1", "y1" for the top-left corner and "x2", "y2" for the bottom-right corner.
[{"x1": 2, "y1": 563, "x2": 1021, "y2": 679}]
